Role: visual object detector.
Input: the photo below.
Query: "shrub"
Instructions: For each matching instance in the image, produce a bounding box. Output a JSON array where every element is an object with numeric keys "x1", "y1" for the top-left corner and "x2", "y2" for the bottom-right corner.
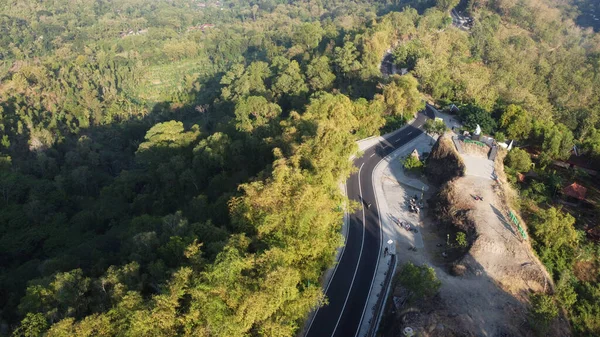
[
  {"x1": 455, "y1": 232, "x2": 468, "y2": 248},
  {"x1": 529, "y1": 293, "x2": 558, "y2": 335},
  {"x1": 396, "y1": 262, "x2": 441, "y2": 303},
  {"x1": 402, "y1": 155, "x2": 423, "y2": 171}
]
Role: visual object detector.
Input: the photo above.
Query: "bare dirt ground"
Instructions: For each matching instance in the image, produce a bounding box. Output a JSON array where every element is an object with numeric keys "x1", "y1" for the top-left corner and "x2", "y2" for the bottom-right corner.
[{"x1": 381, "y1": 140, "x2": 569, "y2": 337}]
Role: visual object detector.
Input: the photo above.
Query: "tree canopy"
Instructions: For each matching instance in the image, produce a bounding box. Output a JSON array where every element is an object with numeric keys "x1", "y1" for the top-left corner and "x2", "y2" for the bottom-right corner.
[{"x1": 1, "y1": 0, "x2": 600, "y2": 335}]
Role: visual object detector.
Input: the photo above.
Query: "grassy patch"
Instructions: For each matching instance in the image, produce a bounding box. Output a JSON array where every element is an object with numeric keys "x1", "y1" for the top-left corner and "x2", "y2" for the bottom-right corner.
[{"x1": 130, "y1": 57, "x2": 215, "y2": 103}]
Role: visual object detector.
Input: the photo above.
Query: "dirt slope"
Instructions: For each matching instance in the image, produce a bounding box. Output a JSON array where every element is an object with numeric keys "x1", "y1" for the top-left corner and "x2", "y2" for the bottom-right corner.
[{"x1": 384, "y1": 138, "x2": 569, "y2": 337}]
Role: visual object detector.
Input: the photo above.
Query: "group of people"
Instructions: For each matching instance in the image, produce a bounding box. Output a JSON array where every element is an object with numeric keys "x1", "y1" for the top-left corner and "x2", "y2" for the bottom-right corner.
[{"x1": 409, "y1": 195, "x2": 421, "y2": 214}]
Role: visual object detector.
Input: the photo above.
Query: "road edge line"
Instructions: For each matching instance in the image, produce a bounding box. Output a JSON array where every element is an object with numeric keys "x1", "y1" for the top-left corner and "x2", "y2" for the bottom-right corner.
[
  {"x1": 354, "y1": 119, "x2": 428, "y2": 337},
  {"x1": 330, "y1": 163, "x2": 367, "y2": 337}
]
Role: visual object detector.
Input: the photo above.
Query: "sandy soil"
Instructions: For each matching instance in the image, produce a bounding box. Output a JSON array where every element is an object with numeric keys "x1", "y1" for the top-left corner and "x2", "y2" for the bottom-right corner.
[{"x1": 381, "y1": 141, "x2": 568, "y2": 336}]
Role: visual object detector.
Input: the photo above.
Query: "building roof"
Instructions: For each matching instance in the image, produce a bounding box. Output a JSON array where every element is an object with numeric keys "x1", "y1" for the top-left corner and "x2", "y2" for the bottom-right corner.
[
  {"x1": 562, "y1": 182, "x2": 587, "y2": 200},
  {"x1": 410, "y1": 149, "x2": 420, "y2": 159}
]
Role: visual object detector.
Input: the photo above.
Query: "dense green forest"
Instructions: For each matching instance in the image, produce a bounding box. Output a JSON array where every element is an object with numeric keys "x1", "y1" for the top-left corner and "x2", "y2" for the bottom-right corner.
[{"x1": 1, "y1": 0, "x2": 600, "y2": 336}]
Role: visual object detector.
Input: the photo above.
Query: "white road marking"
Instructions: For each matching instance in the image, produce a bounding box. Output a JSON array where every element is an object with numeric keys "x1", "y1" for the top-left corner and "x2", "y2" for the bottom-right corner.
[
  {"x1": 394, "y1": 139, "x2": 402, "y2": 144},
  {"x1": 331, "y1": 162, "x2": 367, "y2": 337},
  {"x1": 407, "y1": 131, "x2": 412, "y2": 135},
  {"x1": 370, "y1": 153, "x2": 376, "y2": 158},
  {"x1": 354, "y1": 149, "x2": 386, "y2": 337},
  {"x1": 311, "y1": 117, "x2": 426, "y2": 336}
]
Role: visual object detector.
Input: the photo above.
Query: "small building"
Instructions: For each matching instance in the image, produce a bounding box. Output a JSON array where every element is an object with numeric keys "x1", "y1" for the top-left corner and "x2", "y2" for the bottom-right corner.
[
  {"x1": 410, "y1": 149, "x2": 420, "y2": 161},
  {"x1": 449, "y1": 104, "x2": 459, "y2": 114},
  {"x1": 562, "y1": 182, "x2": 587, "y2": 201}
]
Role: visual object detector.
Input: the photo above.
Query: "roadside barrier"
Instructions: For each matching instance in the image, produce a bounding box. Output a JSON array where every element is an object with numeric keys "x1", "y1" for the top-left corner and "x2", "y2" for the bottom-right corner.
[
  {"x1": 509, "y1": 210, "x2": 528, "y2": 240},
  {"x1": 366, "y1": 254, "x2": 396, "y2": 337}
]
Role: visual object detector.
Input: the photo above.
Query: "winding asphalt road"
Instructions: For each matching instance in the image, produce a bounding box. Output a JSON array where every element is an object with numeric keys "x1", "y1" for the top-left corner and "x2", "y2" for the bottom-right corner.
[{"x1": 305, "y1": 107, "x2": 434, "y2": 337}]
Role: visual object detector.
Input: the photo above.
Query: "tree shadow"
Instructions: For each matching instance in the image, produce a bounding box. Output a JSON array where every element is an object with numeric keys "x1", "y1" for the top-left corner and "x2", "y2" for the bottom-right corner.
[
  {"x1": 490, "y1": 204, "x2": 518, "y2": 238},
  {"x1": 0, "y1": 67, "x2": 275, "y2": 324}
]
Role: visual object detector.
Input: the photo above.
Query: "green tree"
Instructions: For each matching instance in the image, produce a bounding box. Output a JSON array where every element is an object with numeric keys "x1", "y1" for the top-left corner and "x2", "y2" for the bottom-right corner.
[
  {"x1": 505, "y1": 148, "x2": 532, "y2": 172},
  {"x1": 18, "y1": 269, "x2": 92, "y2": 322},
  {"x1": 382, "y1": 75, "x2": 424, "y2": 119},
  {"x1": 555, "y1": 271, "x2": 577, "y2": 312},
  {"x1": 333, "y1": 42, "x2": 362, "y2": 77},
  {"x1": 458, "y1": 104, "x2": 496, "y2": 134},
  {"x1": 234, "y1": 96, "x2": 282, "y2": 133},
  {"x1": 12, "y1": 313, "x2": 49, "y2": 337},
  {"x1": 436, "y1": 0, "x2": 460, "y2": 11},
  {"x1": 499, "y1": 104, "x2": 533, "y2": 140},
  {"x1": 306, "y1": 56, "x2": 336, "y2": 91},
  {"x1": 581, "y1": 127, "x2": 600, "y2": 160},
  {"x1": 532, "y1": 207, "x2": 578, "y2": 251},
  {"x1": 136, "y1": 121, "x2": 200, "y2": 166},
  {"x1": 292, "y1": 22, "x2": 324, "y2": 51},
  {"x1": 192, "y1": 132, "x2": 232, "y2": 182},
  {"x1": 220, "y1": 62, "x2": 271, "y2": 101},
  {"x1": 494, "y1": 132, "x2": 506, "y2": 143},
  {"x1": 531, "y1": 120, "x2": 575, "y2": 161},
  {"x1": 273, "y1": 60, "x2": 308, "y2": 97},
  {"x1": 531, "y1": 207, "x2": 579, "y2": 276},
  {"x1": 396, "y1": 262, "x2": 441, "y2": 302},
  {"x1": 392, "y1": 40, "x2": 430, "y2": 70},
  {"x1": 573, "y1": 282, "x2": 600, "y2": 334},
  {"x1": 352, "y1": 97, "x2": 386, "y2": 138}
]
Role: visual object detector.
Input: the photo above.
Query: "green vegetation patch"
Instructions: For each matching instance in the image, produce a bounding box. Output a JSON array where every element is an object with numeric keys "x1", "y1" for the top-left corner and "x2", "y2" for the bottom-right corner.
[{"x1": 131, "y1": 57, "x2": 215, "y2": 103}]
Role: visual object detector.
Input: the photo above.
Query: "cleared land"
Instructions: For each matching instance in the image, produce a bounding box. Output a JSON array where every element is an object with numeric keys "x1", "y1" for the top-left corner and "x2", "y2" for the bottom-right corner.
[
  {"x1": 380, "y1": 136, "x2": 568, "y2": 336},
  {"x1": 129, "y1": 57, "x2": 215, "y2": 102}
]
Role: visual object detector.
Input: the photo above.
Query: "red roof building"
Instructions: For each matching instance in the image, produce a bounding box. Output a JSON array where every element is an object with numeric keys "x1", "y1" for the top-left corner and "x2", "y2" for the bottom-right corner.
[{"x1": 562, "y1": 182, "x2": 588, "y2": 200}]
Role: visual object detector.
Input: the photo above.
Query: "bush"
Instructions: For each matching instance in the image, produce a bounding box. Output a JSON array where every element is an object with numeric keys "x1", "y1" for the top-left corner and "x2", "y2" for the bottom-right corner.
[
  {"x1": 424, "y1": 119, "x2": 447, "y2": 137},
  {"x1": 455, "y1": 232, "x2": 468, "y2": 248},
  {"x1": 529, "y1": 293, "x2": 558, "y2": 335},
  {"x1": 402, "y1": 155, "x2": 423, "y2": 171},
  {"x1": 396, "y1": 262, "x2": 441, "y2": 303}
]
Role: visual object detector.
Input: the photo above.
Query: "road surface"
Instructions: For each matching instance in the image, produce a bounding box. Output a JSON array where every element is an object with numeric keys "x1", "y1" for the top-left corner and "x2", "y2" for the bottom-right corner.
[{"x1": 305, "y1": 107, "x2": 434, "y2": 337}]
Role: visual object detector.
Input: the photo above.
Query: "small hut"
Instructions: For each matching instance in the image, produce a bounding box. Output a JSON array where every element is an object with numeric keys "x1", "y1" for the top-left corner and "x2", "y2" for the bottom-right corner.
[
  {"x1": 410, "y1": 149, "x2": 420, "y2": 161},
  {"x1": 449, "y1": 104, "x2": 459, "y2": 114},
  {"x1": 562, "y1": 182, "x2": 587, "y2": 201}
]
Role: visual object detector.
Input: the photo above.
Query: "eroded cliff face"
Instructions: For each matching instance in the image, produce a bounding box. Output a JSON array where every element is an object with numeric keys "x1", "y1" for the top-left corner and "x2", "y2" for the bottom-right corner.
[{"x1": 425, "y1": 135, "x2": 465, "y2": 187}]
